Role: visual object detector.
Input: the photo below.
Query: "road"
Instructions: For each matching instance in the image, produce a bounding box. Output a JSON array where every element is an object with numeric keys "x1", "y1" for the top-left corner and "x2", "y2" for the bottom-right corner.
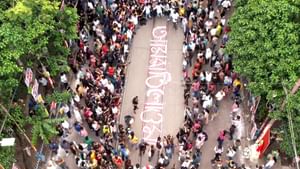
[{"x1": 120, "y1": 18, "x2": 185, "y2": 167}]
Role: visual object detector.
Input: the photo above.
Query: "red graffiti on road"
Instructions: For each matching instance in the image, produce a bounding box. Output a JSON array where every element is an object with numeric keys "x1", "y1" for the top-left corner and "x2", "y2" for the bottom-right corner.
[{"x1": 141, "y1": 26, "x2": 171, "y2": 144}]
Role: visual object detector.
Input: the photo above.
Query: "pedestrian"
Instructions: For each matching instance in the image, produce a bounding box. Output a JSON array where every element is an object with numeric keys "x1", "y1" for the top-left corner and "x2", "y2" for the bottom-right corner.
[
  {"x1": 229, "y1": 124, "x2": 236, "y2": 140},
  {"x1": 132, "y1": 96, "x2": 139, "y2": 114},
  {"x1": 226, "y1": 146, "x2": 237, "y2": 160},
  {"x1": 232, "y1": 115, "x2": 242, "y2": 140},
  {"x1": 112, "y1": 155, "x2": 123, "y2": 169},
  {"x1": 60, "y1": 72, "x2": 69, "y2": 90},
  {"x1": 61, "y1": 140, "x2": 71, "y2": 155},
  {"x1": 165, "y1": 145, "x2": 173, "y2": 159},
  {"x1": 125, "y1": 159, "x2": 133, "y2": 169},
  {"x1": 134, "y1": 163, "x2": 140, "y2": 169},
  {"x1": 138, "y1": 140, "x2": 148, "y2": 156},
  {"x1": 264, "y1": 156, "x2": 276, "y2": 169},
  {"x1": 49, "y1": 141, "x2": 59, "y2": 154},
  {"x1": 212, "y1": 144, "x2": 223, "y2": 162},
  {"x1": 91, "y1": 120, "x2": 101, "y2": 137},
  {"x1": 171, "y1": 10, "x2": 179, "y2": 30},
  {"x1": 211, "y1": 103, "x2": 219, "y2": 121},
  {"x1": 69, "y1": 141, "x2": 78, "y2": 155},
  {"x1": 61, "y1": 104, "x2": 71, "y2": 118},
  {"x1": 148, "y1": 145, "x2": 155, "y2": 161},
  {"x1": 156, "y1": 136, "x2": 163, "y2": 155},
  {"x1": 217, "y1": 130, "x2": 226, "y2": 147}
]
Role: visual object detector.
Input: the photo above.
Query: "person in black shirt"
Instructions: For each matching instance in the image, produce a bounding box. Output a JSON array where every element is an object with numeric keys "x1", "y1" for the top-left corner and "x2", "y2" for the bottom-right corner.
[{"x1": 132, "y1": 96, "x2": 139, "y2": 114}]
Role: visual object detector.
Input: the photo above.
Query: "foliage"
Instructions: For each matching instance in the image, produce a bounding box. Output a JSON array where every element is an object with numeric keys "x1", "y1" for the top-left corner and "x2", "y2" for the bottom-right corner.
[
  {"x1": 0, "y1": 0, "x2": 17, "y2": 12},
  {"x1": 0, "y1": 0, "x2": 79, "y2": 101},
  {"x1": 279, "y1": 94, "x2": 300, "y2": 157},
  {"x1": 6, "y1": 104, "x2": 28, "y2": 129},
  {"x1": 29, "y1": 104, "x2": 64, "y2": 145},
  {"x1": 0, "y1": 0, "x2": 78, "y2": 167},
  {"x1": 0, "y1": 146, "x2": 15, "y2": 169},
  {"x1": 45, "y1": 90, "x2": 72, "y2": 104},
  {"x1": 226, "y1": 0, "x2": 300, "y2": 157}
]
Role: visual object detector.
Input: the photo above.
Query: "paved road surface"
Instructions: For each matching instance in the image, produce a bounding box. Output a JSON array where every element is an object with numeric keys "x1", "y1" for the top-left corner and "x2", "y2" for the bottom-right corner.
[{"x1": 120, "y1": 18, "x2": 185, "y2": 167}]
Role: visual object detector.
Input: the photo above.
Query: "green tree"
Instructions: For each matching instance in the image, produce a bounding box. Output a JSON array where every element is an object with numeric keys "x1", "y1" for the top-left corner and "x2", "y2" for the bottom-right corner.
[
  {"x1": 0, "y1": 146, "x2": 15, "y2": 169},
  {"x1": 29, "y1": 104, "x2": 64, "y2": 145},
  {"x1": 45, "y1": 90, "x2": 72, "y2": 104},
  {"x1": 0, "y1": 0, "x2": 78, "y2": 167},
  {"x1": 0, "y1": 0, "x2": 79, "y2": 100},
  {"x1": 226, "y1": 0, "x2": 300, "y2": 157}
]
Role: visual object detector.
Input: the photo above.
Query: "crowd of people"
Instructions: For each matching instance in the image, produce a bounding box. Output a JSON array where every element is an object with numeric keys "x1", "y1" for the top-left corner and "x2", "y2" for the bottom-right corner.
[
  {"x1": 44, "y1": 0, "x2": 276, "y2": 169},
  {"x1": 175, "y1": 0, "x2": 246, "y2": 168}
]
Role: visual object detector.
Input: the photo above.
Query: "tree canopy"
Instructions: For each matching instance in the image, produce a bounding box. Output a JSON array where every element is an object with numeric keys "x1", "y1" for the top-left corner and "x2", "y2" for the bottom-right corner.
[
  {"x1": 226, "y1": 0, "x2": 300, "y2": 157},
  {"x1": 0, "y1": 0, "x2": 78, "y2": 168},
  {"x1": 0, "y1": 0, "x2": 78, "y2": 101}
]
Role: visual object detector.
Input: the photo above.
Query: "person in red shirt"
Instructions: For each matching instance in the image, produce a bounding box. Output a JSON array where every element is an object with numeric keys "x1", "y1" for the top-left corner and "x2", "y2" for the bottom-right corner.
[
  {"x1": 107, "y1": 66, "x2": 115, "y2": 77},
  {"x1": 113, "y1": 155, "x2": 123, "y2": 169},
  {"x1": 101, "y1": 43, "x2": 109, "y2": 55}
]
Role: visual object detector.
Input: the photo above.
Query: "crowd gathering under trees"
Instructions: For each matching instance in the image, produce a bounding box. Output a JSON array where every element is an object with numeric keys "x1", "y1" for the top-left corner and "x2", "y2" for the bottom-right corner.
[{"x1": 0, "y1": 0, "x2": 299, "y2": 169}]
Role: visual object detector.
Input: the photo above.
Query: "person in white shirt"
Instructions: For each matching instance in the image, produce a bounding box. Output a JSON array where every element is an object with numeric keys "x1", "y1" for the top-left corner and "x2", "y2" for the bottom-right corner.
[
  {"x1": 264, "y1": 157, "x2": 276, "y2": 169},
  {"x1": 181, "y1": 158, "x2": 192, "y2": 168},
  {"x1": 213, "y1": 144, "x2": 224, "y2": 161},
  {"x1": 171, "y1": 11, "x2": 179, "y2": 24},
  {"x1": 232, "y1": 115, "x2": 242, "y2": 140},
  {"x1": 107, "y1": 81, "x2": 115, "y2": 93},
  {"x1": 205, "y1": 47, "x2": 212, "y2": 62},
  {"x1": 62, "y1": 104, "x2": 71, "y2": 118},
  {"x1": 209, "y1": 8, "x2": 215, "y2": 19},
  {"x1": 143, "y1": 4, "x2": 152, "y2": 19},
  {"x1": 217, "y1": 0, "x2": 223, "y2": 6},
  {"x1": 181, "y1": 17, "x2": 188, "y2": 33},
  {"x1": 222, "y1": 0, "x2": 231, "y2": 9},
  {"x1": 226, "y1": 146, "x2": 237, "y2": 160},
  {"x1": 100, "y1": 77, "x2": 108, "y2": 87},
  {"x1": 130, "y1": 14, "x2": 139, "y2": 26},
  {"x1": 126, "y1": 29, "x2": 133, "y2": 41},
  {"x1": 60, "y1": 73, "x2": 68, "y2": 89},
  {"x1": 73, "y1": 106, "x2": 82, "y2": 123},
  {"x1": 202, "y1": 95, "x2": 213, "y2": 109},
  {"x1": 61, "y1": 120, "x2": 70, "y2": 138},
  {"x1": 224, "y1": 75, "x2": 232, "y2": 86},
  {"x1": 154, "y1": 3, "x2": 163, "y2": 17},
  {"x1": 39, "y1": 76, "x2": 48, "y2": 87},
  {"x1": 87, "y1": 1, "x2": 94, "y2": 10},
  {"x1": 206, "y1": 71, "x2": 212, "y2": 83},
  {"x1": 188, "y1": 41, "x2": 196, "y2": 52},
  {"x1": 215, "y1": 89, "x2": 226, "y2": 101},
  {"x1": 195, "y1": 133, "x2": 206, "y2": 150}
]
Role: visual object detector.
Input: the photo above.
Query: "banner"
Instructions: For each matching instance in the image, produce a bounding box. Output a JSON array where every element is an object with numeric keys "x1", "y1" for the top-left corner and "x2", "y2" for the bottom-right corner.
[
  {"x1": 255, "y1": 122, "x2": 271, "y2": 158},
  {"x1": 31, "y1": 79, "x2": 39, "y2": 101},
  {"x1": 24, "y1": 68, "x2": 33, "y2": 87}
]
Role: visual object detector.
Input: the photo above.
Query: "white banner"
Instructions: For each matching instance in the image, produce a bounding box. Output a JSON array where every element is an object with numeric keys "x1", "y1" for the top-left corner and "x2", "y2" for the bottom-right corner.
[
  {"x1": 24, "y1": 68, "x2": 33, "y2": 87},
  {"x1": 31, "y1": 79, "x2": 39, "y2": 101}
]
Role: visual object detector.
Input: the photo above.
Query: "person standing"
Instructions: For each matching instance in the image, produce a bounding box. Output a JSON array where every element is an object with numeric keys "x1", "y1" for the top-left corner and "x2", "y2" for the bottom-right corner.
[
  {"x1": 171, "y1": 9, "x2": 179, "y2": 30},
  {"x1": 264, "y1": 156, "x2": 276, "y2": 169},
  {"x1": 132, "y1": 96, "x2": 139, "y2": 114},
  {"x1": 148, "y1": 145, "x2": 156, "y2": 162},
  {"x1": 212, "y1": 144, "x2": 224, "y2": 162},
  {"x1": 138, "y1": 140, "x2": 148, "y2": 156},
  {"x1": 60, "y1": 72, "x2": 69, "y2": 90}
]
